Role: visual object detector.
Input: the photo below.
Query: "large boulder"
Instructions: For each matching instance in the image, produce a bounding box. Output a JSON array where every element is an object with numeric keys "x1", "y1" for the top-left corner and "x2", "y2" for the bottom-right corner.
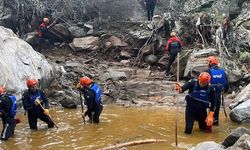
[
  {"x1": 183, "y1": 48, "x2": 242, "y2": 82},
  {"x1": 68, "y1": 26, "x2": 86, "y2": 38},
  {"x1": 229, "y1": 84, "x2": 250, "y2": 123},
  {"x1": 69, "y1": 36, "x2": 99, "y2": 51},
  {"x1": 50, "y1": 23, "x2": 72, "y2": 41},
  {"x1": 0, "y1": 26, "x2": 53, "y2": 99},
  {"x1": 183, "y1": 48, "x2": 217, "y2": 78},
  {"x1": 222, "y1": 127, "x2": 250, "y2": 148}
]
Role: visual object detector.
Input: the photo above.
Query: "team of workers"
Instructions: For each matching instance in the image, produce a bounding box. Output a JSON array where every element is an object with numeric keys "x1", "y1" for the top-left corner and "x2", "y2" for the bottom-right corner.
[{"x1": 0, "y1": 13, "x2": 229, "y2": 141}]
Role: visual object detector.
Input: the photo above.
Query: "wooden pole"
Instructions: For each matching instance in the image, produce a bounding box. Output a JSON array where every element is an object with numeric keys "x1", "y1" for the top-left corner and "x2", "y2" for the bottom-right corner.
[
  {"x1": 175, "y1": 52, "x2": 180, "y2": 147},
  {"x1": 80, "y1": 90, "x2": 86, "y2": 124},
  {"x1": 39, "y1": 103, "x2": 58, "y2": 129},
  {"x1": 100, "y1": 139, "x2": 167, "y2": 150}
]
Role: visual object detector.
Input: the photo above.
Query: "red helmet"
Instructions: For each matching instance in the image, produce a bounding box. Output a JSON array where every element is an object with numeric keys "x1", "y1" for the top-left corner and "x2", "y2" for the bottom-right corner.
[
  {"x1": 79, "y1": 76, "x2": 93, "y2": 86},
  {"x1": 26, "y1": 79, "x2": 37, "y2": 88},
  {"x1": 208, "y1": 56, "x2": 219, "y2": 65},
  {"x1": 0, "y1": 86, "x2": 5, "y2": 95},
  {"x1": 198, "y1": 72, "x2": 211, "y2": 84}
]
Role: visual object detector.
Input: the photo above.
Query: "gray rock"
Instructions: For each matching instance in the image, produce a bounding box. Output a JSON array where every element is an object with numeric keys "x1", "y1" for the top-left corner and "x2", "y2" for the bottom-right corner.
[
  {"x1": 109, "y1": 36, "x2": 128, "y2": 47},
  {"x1": 145, "y1": 54, "x2": 158, "y2": 65},
  {"x1": 50, "y1": 23, "x2": 71, "y2": 41},
  {"x1": 70, "y1": 36, "x2": 99, "y2": 51},
  {"x1": 222, "y1": 127, "x2": 250, "y2": 148},
  {"x1": 60, "y1": 97, "x2": 77, "y2": 109},
  {"x1": 120, "y1": 50, "x2": 132, "y2": 59},
  {"x1": 188, "y1": 141, "x2": 225, "y2": 150},
  {"x1": 141, "y1": 44, "x2": 153, "y2": 55},
  {"x1": 229, "y1": 99, "x2": 250, "y2": 123},
  {"x1": 68, "y1": 26, "x2": 86, "y2": 38},
  {"x1": 129, "y1": 30, "x2": 152, "y2": 40},
  {"x1": 0, "y1": 26, "x2": 53, "y2": 100},
  {"x1": 229, "y1": 84, "x2": 250, "y2": 123},
  {"x1": 226, "y1": 134, "x2": 250, "y2": 150},
  {"x1": 23, "y1": 32, "x2": 38, "y2": 46},
  {"x1": 99, "y1": 69, "x2": 127, "y2": 82},
  {"x1": 184, "y1": 48, "x2": 218, "y2": 78}
]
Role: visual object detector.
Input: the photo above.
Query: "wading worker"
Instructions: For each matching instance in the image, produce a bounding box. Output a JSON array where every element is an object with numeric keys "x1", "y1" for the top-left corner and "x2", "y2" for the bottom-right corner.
[
  {"x1": 22, "y1": 79, "x2": 54, "y2": 129},
  {"x1": 0, "y1": 86, "x2": 18, "y2": 140},
  {"x1": 76, "y1": 76, "x2": 103, "y2": 124},
  {"x1": 207, "y1": 56, "x2": 228, "y2": 125},
  {"x1": 176, "y1": 72, "x2": 216, "y2": 134},
  {"x1": 144, "y1": 0, "x2": 159, "y2": 21}
]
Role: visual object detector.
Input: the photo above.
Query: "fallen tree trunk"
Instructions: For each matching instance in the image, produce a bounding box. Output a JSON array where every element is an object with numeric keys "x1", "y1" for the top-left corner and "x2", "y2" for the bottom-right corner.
[{"x1": 100, "y1": 139, "x2": 167, "y2": 150}]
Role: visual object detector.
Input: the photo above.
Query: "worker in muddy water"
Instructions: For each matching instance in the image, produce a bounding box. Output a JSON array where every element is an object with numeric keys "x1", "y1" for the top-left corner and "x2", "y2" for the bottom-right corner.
[
  {"x1": 22, "y1": 79, "x2": 54, "y2": 129},
  {"x1": 165, "y1": 31, "x2": 182, "y2": 76},
  {"x1": 207, "y1": 56, "x2": 228, "y2": 125},
  {"x1": 144, "y1": 0, "x2": 159, "y2": 21},
  {"x1": 0, "y1": 86, "x2": 19, "y2": 140},
  {"x1": 176, "y1": 72, "x2": 216, "y2": 134},
  {"x1": 76, "y1": 76, "x2": 103, "y2": 124}
]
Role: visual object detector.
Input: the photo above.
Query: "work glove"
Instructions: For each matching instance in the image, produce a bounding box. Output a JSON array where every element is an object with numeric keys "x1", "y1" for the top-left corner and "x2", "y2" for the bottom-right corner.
[
  {"x1": 44, "y1": 109, "x2": 50, "y2": 116},
  {"x1": 175, "y1": 82, "x2": 182, "y2": 93},
  {"x1": 76, "y1": 83, "x2": 82, "y2": 90},
  {"x1": 35, "y1": 99, "x2": 41, "y2": 105},
  {"x1": 205, "y1": 111, "x2": 214, "y2": 127}
]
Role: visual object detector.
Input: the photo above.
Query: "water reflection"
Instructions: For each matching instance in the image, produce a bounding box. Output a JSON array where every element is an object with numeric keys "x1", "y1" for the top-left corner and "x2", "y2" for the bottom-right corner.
[{"x1": 0, "y1": 105, "x2": 249, "y2": 150}]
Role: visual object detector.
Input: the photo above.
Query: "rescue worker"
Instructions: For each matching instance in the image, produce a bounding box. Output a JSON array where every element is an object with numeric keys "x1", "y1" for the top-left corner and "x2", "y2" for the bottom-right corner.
[
  {"x1": 77, "y1": 76, "x2": 103, "y2": 124},
  {"x1": 22, "y1": 79, "x2": 54, "y2": 129},
  {"x1": 207, "y1": 56, "x2": 228, "y2": 125},
  {"x1": 37, "y1": 17, "x2": 56, "y2": 52},
  {"x1": 0, "y1": 86, "x2": 18, "y2": 140},
  {"x1": 144, "y1": 0, "x2": 159, "y2": 21},
  {"x1": 176, "y1": 72, "x2": 216, "y2": 134},
  {"x1": 165, "y1": 32, "x2": 182, "y2": 75}
]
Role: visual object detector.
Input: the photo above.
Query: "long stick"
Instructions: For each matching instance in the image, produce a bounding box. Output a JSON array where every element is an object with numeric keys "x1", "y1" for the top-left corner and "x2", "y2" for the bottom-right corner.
[
  {"x1": 175, "y1": 52, "x2": 180, "y2": 147},
  {"x1": 80, "y1": 91, "x2": 86, "y2": 124},
  {"x1": 100, "y1": 139, "x2": 167, "y2": 150},
  {"x1": 221, "y1": 94, "x2": 227, "y2": 118},
  {"x1": 39, "y1": 103, "x2": 58, "y2": 129}
]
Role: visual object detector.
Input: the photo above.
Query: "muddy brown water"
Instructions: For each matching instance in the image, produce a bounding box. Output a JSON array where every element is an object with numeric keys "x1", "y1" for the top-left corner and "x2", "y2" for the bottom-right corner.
[{"x1": 1, "y1": 105, "x2": 249, "y2": 150}]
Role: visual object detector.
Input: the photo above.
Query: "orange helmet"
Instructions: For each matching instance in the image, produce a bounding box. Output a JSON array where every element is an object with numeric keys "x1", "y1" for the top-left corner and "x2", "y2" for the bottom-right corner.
[
  {"x1": 79, "y1": 76, "x2": 93, "y2": 86},
  {"x1": 208, "y1": 56, "x2": 219, "y2": 65},
  {"x1": 26, "y1": 79, "x2": 37, "y2": 88},
  {"x1": 0, "y1": 86, "x2": 5, "y2": 95},
  {"x1": 198, "y1": 72, "x2": 211, "y2": 84}
]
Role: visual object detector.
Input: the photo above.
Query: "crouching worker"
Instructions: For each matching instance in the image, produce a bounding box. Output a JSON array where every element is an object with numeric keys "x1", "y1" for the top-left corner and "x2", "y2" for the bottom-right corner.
[
  {"x1": 176, "y1": 72, "x2": 216, "y2": 134},
  {"x1": 77, "y1": 76, "x2": 103, "y2": 124},
  {"x1": 22, "y1": 79, "x2": 54, "y2": 129},
  {"x1": 0, "y1": 86, "x2": 19, "y2": 140}
]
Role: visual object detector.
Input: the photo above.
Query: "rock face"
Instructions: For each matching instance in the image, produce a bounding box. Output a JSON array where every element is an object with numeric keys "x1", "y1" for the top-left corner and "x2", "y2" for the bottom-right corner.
[
  {"x1": 229, "y1": 84, "x2": 250, "y2": 123},
  {"x1": 0, "y1": 26, "x2": 53, "y2": 99}
]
